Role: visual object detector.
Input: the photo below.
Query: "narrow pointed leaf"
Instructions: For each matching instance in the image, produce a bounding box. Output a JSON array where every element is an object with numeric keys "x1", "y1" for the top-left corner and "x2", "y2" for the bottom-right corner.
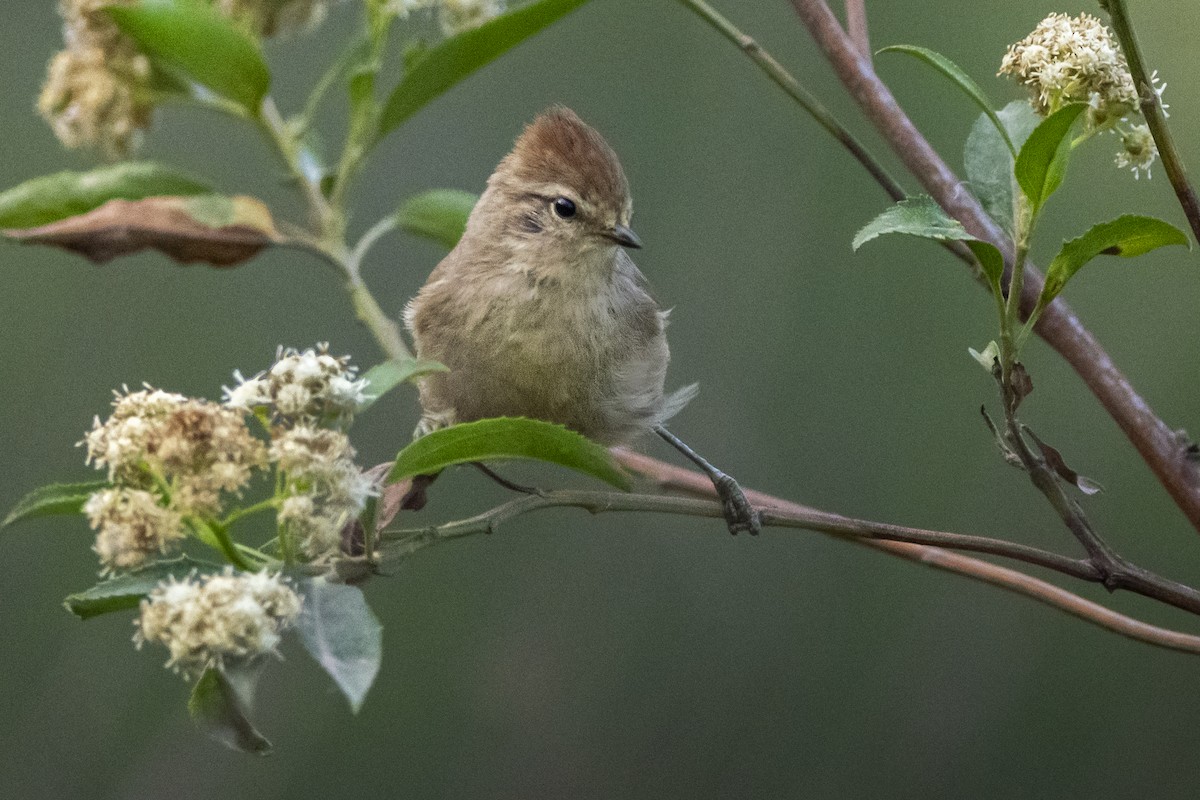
[
  {"x1": 1039, "y1": 215, "x2": 1190, "y2": 305},
  {"x1": 878, "y1": 45, "x2": 1013, "y2": 155},
  {"x1": 388, "y1": 417, "x2": 632, "y2": 490},
  {"x1": 1014, "y1": 103, "x2": 1086, "y2": 211},
  {"x1": 4, "y1": 480, "x2": 109, "y2": 528},
  {"x1": 378, "y1": 0, "x2": 592, "y2": 136},
  {"x1": 64, "y1": 556, "x2": 222, "y2": 619},
  {"x1": 359, "y1": 358, "x2": 448, "y2": 412},
  {"x1": 964, "y1": 101, "x2": 1040, "y2": 233},
  {"x1": 4, "y1": 194, "x2": 280, "y2": 266},
  {"x1": 0, "y1": 163, "x2": 210, "y2": 229},
  {"x1": 396, "y1": 190, "x2": 478, "y2": 249},
  {"x1": 295, "y1": 578, "x2": 382, "y2": 713},
  {"x1": 188, "y1": 664, "x2": 272, "y2": 755},
  {"x1": 106, "y1": 0, "x2": 270, "y2": 113}
]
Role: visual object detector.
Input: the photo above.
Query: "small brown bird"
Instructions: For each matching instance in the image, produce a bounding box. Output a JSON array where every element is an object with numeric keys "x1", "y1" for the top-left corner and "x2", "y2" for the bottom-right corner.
[{"x1": 405, "y1": 107, "x2": 758, "y2": 534}]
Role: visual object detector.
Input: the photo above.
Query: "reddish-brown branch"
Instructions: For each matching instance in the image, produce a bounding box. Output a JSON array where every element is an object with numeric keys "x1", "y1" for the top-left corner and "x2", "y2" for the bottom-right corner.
[
  {"x1": 788, "y1": 0, "x2": 1200, "y2": 533},
  {"x1": 614, "y1": 449, "x2": 1200, "y2": 655},
  {"x1": 844, "y1": 0, "x2": 870, "y2": 57}
]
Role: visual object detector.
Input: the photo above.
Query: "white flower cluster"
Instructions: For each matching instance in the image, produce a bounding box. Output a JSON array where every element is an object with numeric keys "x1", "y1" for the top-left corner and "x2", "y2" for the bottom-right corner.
[
  {"x1": 1115, "y1": 123, "x2": 1158, "y2": 180},
  {"x1": 39, "y1": 0, "x2": 154, "y2": 158},
  {"x1": 272, "y1": 425, "x2": 378, "y2": 558},
  {"x1": 224, "y1": 343, "x2": 369, "y2": 423},
  {"x1": 386, "y1": 0, "x2": 505, "y2": 36},
  {"x1": 226, "y1": 345, "x2": 377, "y2": 559},
  {"x1": 1000, "y1": 12, "x2": 1164, "y2": 179},
  {"x1": 136, "y1": 569, "x2": 302, "y2": 679},
  {"x1": 82, "y1": 388, "x2": 267, "y2": 572},
  {"x1": 1000, "y1": 12, "x2": 1137, "y2": 125},
  {"x1": 436, "y1": 0, "x2": 506, "y2": 36},
  {"x1": 216, "y1": 0, "x2": 341, "y2": 37}
]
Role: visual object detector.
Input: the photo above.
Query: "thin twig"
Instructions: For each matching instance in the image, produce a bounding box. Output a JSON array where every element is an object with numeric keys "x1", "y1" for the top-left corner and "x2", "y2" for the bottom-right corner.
[
  {"x1": 844, "y1": 0, "x2": 870, "y2": 58},
  {"x1": 787, "y1": 0, "x2": 1200, "y2": 534},
  {"x1": 611, "y1": 449, "x2": 1200, "y2": 655},
  {"x1": 674, "y1": 0, "x2": 902, "y2": 201},
  {"x1": 1101, "y1": 0, "x2": 1200, "y2": 243},
  {"x1": 380, "y1": 488, "x2": 1098, "y2": 581}
]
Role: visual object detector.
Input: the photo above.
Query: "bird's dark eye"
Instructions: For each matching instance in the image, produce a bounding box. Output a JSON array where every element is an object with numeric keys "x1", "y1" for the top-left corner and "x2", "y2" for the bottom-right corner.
[{"x1": 551, "y1": 197, "x2": 577, "y2": 219}]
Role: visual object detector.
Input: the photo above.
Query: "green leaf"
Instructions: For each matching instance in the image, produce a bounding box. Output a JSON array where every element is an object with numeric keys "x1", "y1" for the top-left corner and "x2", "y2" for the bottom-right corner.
[
  {"x1": 359, "y1": 358, "x2": 448, "y2": 412},
  {"x1": 106, "y1": 0, "x2": 270, "y2": 113},
  {"x1": 1014, "y1": 103, "x2": 1087, "y2": 211},
  {"x1": 388, "y1": 417, "x2": 632, "y2": 490},
  {"x1": 878, "y1": 45, "x2": 1013, "y2": 155},
  {"x1": 3, "y1": 480, "x2": 109, "y2": 528},
  {"x1": 295, "y1": 578, "x2": 382, "y2": 713},
  {"x1": 964, "y1": 101, "x2": 1040, "y2": 234},
  {"x1": 396, "y1": 190, "x2": 478, "y2": 249},
  {"x1": 378, "y1": 0, "x2": 592, "y2": 137},
  {"x1": 0, "y1": 163, "x2": 210, "y2": 229},
  {"x1": 188, "y1": 663, "x2": 272, "y2": 755},
  {"x1": 1039, "y1": 215, "x2": 1190, "y2": 306},
  {"x1": 853, "y1": 196, "x2": 1004, "y2": 296},
  {"x1": 63, "y1": 556, "x2": 222, "y2": 619},
  {"x1": 853, "y1": 195, "x2": 970, "y2": 249},
  {"x1": 965, "y1": 240, "x2": 1005, "y2": 296}
]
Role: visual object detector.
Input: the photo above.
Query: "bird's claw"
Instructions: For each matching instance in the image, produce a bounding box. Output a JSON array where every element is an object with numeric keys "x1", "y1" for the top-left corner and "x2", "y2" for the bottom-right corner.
[{"x1": 715, "y1": 474, "x2": 761, "y2": 536}]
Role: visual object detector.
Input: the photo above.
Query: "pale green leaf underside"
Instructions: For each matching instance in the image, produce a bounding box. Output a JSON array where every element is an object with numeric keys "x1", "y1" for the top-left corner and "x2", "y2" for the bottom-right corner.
[{"x1": 396, "y1": 189, "x2": 478, "y2": 249}]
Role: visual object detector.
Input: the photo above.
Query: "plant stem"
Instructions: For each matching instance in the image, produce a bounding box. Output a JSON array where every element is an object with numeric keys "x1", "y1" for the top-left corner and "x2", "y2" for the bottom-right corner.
[
  {"x1": 788, "y1": 0, "x2": 1200, "y2": 534},
  {"x1": 674, "y1": 0, "x2": 904, "y2": 202},
  {"x1": 1102, "y1": 0, "x2": 1200, "y2": 243}
]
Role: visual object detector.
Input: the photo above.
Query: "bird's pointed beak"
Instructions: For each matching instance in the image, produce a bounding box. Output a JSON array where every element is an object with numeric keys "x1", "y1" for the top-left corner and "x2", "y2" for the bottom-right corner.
[{"x1": 606, "y1": 223, "x2": 643, "y2": 249}]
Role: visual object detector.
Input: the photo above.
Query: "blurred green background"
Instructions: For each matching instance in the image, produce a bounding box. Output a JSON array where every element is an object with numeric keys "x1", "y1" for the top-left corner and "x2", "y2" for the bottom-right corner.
[{"x1": 4, "y1": 1, "x2": 1200, "y2": 796}]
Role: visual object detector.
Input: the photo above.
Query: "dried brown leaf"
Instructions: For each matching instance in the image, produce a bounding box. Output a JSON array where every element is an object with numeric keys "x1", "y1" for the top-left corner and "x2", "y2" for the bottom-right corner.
[
  {"x1": 2, "y1": 194, "x2": 280, "y2": 267},
  {"x1": 1025, "y1": 428, "x2": 1103, "y2": 495}
]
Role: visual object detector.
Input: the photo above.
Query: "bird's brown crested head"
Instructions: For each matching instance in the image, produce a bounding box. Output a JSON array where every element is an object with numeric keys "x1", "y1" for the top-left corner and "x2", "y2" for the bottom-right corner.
[{"x1": 486, "y1": 106, "x2": 640, "y2": 252}]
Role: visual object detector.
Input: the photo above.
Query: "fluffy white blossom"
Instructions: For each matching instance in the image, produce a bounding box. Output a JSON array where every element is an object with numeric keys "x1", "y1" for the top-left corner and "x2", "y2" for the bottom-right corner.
[
  {"x1": 1115, "y1": 124, "x2": 1158, "y2": 179},
  {"x1": 39, "y1": 0, "x2": 153, "y2": 158},
  {"x1": 223, "y1": 344, "x2": 369, "y2": 422},
  {"x1": 437, "y1": 0, "x2": 505, "y2": 36},
  {"x1": 85, "y1": 487, "x2": 186, "y2": 573},
  {"x1": 999, "y1": 12, "x2": 1138, "y2": 128},
  {"x1": 136, "y1": 569, "x2": 302, "y2": 678},
  {"x1": 84, "y1": 387, "x2": 267, "y2": 516},
  {"x1": 270, "y1": 425, "x2": 378, "y2": 558}
]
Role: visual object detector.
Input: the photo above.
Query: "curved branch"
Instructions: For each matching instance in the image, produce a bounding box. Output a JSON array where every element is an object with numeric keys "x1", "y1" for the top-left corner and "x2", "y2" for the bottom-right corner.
[
  {"x1": 379, "y1": 487, "x2": 1098, "y2": 581},
  {"x1": 787, "y1": 0, "x2": 1200, "y2": 533},
  {"x1": 611, "y1": 449, "x2": 1200, "y2": 655}
]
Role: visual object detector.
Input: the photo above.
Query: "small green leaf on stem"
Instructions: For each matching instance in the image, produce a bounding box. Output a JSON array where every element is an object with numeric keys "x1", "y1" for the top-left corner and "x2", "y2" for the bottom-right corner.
[
  {"x1": 189, "y1": 663, "x2": 272, "y2": 755},
  {"x1": 106, "y1": 0, "x2": 271, "y2": 114},
  {"x1": 0, "y1": 163, "x2": 210, "y2": 229},
  {"x1": 1038, "y1": 215, "x2": 1190, "y2": 307},
  {"x1": 396, "y1": 190, "x2": 478, "y2": 249},
  {"x1": 377, "y1": 0, "x2": 592, "y2": 136},
  {"x1": 64, "y1": 556, "x2": 222, "y2": 619},
  {"x1": 1014, "y1": 103, "x2": 1087, "y2": 212},
  {"x1": 964, "y1": 101, "x2": 1040, "y2": 234},
  {"x1": 388, "y1": 417, "x2": 632, "y2": 491},
  {"x1": 853, "y1": 196, "x2": 1005, "y2": 294},
  {"x1": 359, "y1": 358, "x2": 448, "y2": 412},
  {"x1": 878, "y1": 45, "x2": 1014, "y2": 156},
  {"x1": 3, "y1": 480, "x2": 109, "y2": 528},
  {"x1": 852, "y1": 195, "x2": 969, "y2": 249},
  {"x1": 295, "y1": 578, "x2": 382, "y2": 713}
]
